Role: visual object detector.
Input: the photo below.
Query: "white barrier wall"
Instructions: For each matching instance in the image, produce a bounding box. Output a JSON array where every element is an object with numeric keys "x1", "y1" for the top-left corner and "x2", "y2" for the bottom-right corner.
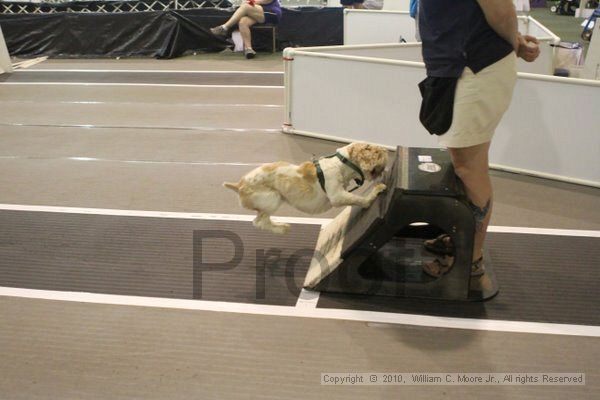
[
  {"x1": 344, "y1": 10, "x2": 414, "y2": 45},
  {"x1": 343, "y1": 13, "x2": 558, "y2": 74},
  {"x1": 0, "y1": 26, "x2": 12, "y2": 74},
  {"x1": 514, "y1": 0, "x2": 531, "y2": 12},
  {"x1": 344, "y1": 10, "x2": 417, "y2": 44},
  {"x1": 382, "y1": 0, "x2": 410, "y2": 10},
  {"x1": 344, "y1": 13, "x2": 558, "y2": 46},
  {"x1": 517, "y1": 16, "x2": 558, "y2": 40},
  {"x1": 343, "y1": 1, "x2": 530, "y2": 12},
  {"x1": 300, "y1": 43, "x2": 423, "y2": 61},
  {"x1": 283, "y1": 45, "x2": 600, "y2": 187},
  {"x1": 305, "y1": 41, "x2": 554, "y2": 77},
  {"x1": 328, "y1": 0, "x2": 528, "y2": 11},
  {"x1": 328, "y1": 0, "x2": 409, "y2": 8}
]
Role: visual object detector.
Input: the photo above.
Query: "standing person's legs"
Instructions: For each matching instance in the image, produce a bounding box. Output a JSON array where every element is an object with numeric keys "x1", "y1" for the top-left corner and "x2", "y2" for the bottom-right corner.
[
  {"x1": 448, "y1": 141, "x2": 492, "y2": 263},
  {"x1": 423, "y1": 53, "x2": 516, "y2": 277},
  {"x1": 423, "y1": 142, "x2": 492, "y2": 277}
]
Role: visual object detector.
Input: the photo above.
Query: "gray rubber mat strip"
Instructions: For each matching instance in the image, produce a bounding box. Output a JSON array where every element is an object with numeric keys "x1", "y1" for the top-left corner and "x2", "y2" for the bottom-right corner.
[
  {"x1": 318, "y1": 232, "x2": 600, "y2": 326},
  {"x1": 0, "y1": 211, "x2": 319, "y2": 306},
  {"x1": 0, "y1": 71, "x2": 284, "y2": 86},
  {"x1": 3, "y1": 209, "x2": 598, "y2": 326}
]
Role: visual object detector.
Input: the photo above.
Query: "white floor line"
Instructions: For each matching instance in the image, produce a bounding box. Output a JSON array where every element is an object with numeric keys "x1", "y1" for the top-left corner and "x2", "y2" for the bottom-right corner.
[
  {"x1": 0, "y1": 123, "x2": 280, "y2": 133},
  {"x1": 295, "y1": 289, "x2": 321, "y2": 309},
  {"x1": 487, "y1": 226, "x2": 600, "y2": 238},
  {"x1": 0, "y1": 203, "x2": 332, "y2": 226},
  {"x1": 1, "y1": 286, "x2": 598, "y2": 337},
  {"x1": 0, "y1": 100, "x2": 283, "y2": 108},
  {"x1": 0, "y1": 82, "x2": 284, "y2": 89},
  {"x1": 0, "y1": 156, "x2": 267, "y2": 167},
  {"x1": 1, "y1": 203, "x2": 598, "y2": 237},
  {"x1": 16, "y1": 69, "x2": 283, "y2": 74}
]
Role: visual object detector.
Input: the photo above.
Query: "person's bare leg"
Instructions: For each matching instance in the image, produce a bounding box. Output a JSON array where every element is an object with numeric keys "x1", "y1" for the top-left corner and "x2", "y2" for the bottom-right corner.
[
  {"x1": 239, "y1": 16, "x2": 258, "y2": 49},
  {"x1": 222, "y1": 4, "x2": 264, "y2": 30},
  {"x1": 448, "y1": 141, "x2": 492, "y2": 262}
]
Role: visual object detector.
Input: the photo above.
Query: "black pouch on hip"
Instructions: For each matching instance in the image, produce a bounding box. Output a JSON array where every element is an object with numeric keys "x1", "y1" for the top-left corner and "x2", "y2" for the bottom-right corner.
[{"x1": 418, "y1": 76, "x2": 459, "y2": 136}]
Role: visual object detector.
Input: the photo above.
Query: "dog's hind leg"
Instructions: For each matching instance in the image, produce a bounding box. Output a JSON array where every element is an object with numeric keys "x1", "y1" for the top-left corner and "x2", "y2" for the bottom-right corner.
[
  {"x1": 241, "y1": 189, "x2": 290, "y2": 234},
  {"x1": 254, "y1": 212, "x2": 290, "y2": 234}
]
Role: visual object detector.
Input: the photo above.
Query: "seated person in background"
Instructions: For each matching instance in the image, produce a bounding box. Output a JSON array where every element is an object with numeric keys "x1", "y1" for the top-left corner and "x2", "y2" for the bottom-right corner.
[{"x1": 211, "y1": 0, "x2": 282, "y2": 59}]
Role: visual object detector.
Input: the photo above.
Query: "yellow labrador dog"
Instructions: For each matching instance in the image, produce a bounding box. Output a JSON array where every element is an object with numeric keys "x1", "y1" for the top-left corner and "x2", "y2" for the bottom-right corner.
[{"x1": 223, "y1": 142, "x2": 388, "y2": 234}]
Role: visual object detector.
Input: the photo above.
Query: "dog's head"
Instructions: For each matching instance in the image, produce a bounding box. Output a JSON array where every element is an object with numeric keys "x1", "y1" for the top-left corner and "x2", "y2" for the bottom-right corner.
[{"x1": 344, "y1": 142, "x2": 389, "y2": 180}]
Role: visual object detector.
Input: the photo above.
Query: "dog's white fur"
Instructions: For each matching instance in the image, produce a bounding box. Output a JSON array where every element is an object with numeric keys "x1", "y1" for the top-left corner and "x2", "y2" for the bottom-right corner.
[{"x1": 223, "y1": 142, "x2": 389, "y2": 234}]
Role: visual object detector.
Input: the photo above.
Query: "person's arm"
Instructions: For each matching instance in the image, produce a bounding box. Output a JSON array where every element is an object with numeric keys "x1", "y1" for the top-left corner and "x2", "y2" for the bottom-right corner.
[
  {"x1": 476, "y1": 0, "x2": 540, "y2": 62},
  {"x1": 476, "y1": 0, "x2": 519, "y2": 51}
]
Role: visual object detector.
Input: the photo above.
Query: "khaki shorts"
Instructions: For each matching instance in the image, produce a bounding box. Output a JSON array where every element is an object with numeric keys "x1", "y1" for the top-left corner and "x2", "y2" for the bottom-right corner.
[{"x1": 438, "y1": 53, "x2": 517, "y2": 149}]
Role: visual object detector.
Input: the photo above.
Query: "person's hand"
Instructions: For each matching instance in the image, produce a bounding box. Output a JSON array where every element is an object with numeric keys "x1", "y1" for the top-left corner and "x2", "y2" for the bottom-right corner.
[{"x1": 517, "y1": 34, "x2": 540, "y2": 63}]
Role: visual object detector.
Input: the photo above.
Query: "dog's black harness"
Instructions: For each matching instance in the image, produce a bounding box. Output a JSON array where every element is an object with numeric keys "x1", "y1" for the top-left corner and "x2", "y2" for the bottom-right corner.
[{"x1": 313, "y1": 152, "x2": 365, "y2": 193}]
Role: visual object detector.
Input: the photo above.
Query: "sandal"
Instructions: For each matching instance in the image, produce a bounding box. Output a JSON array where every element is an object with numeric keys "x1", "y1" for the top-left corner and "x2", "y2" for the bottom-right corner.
[
  {"x1": 422, "y1": 256, "x2": 486, "y2": 278},
  {"x1": 423, "y1": 234, "x2": 454, "y2": 256},
  {"x1": 422, "y1": 258, "x2": 453, "y2": 278},
  {"x1": 210, "y1": 25, "x2": 228, "y2": 37},
  {"x1": 470, "y1": 257, "x2": 485, "y2": 277}
]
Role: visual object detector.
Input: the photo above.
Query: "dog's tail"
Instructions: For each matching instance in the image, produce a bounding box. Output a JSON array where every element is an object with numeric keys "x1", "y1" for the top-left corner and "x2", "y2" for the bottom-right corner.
[{"x1": 223, "y1": 181, "x2": 241, "y2": 193}]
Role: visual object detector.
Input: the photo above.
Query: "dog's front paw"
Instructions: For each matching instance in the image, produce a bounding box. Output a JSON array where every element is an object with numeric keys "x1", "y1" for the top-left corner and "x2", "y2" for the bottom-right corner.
[
  {"x1": 374, "y1": 183, "x2": 387, "y2": 194},
  {"x1": 272, "y1": 223, "x2": 290, "y2": 235}
]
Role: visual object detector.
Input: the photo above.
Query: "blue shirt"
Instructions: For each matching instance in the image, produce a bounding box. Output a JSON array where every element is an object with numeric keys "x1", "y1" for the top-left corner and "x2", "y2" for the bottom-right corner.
[
  {"x1": 262, "y1": 0, "x2": 282, "y2": 19},
  {"x1": 418, "y1": 0, "x2": 513, "y2": 77}
]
